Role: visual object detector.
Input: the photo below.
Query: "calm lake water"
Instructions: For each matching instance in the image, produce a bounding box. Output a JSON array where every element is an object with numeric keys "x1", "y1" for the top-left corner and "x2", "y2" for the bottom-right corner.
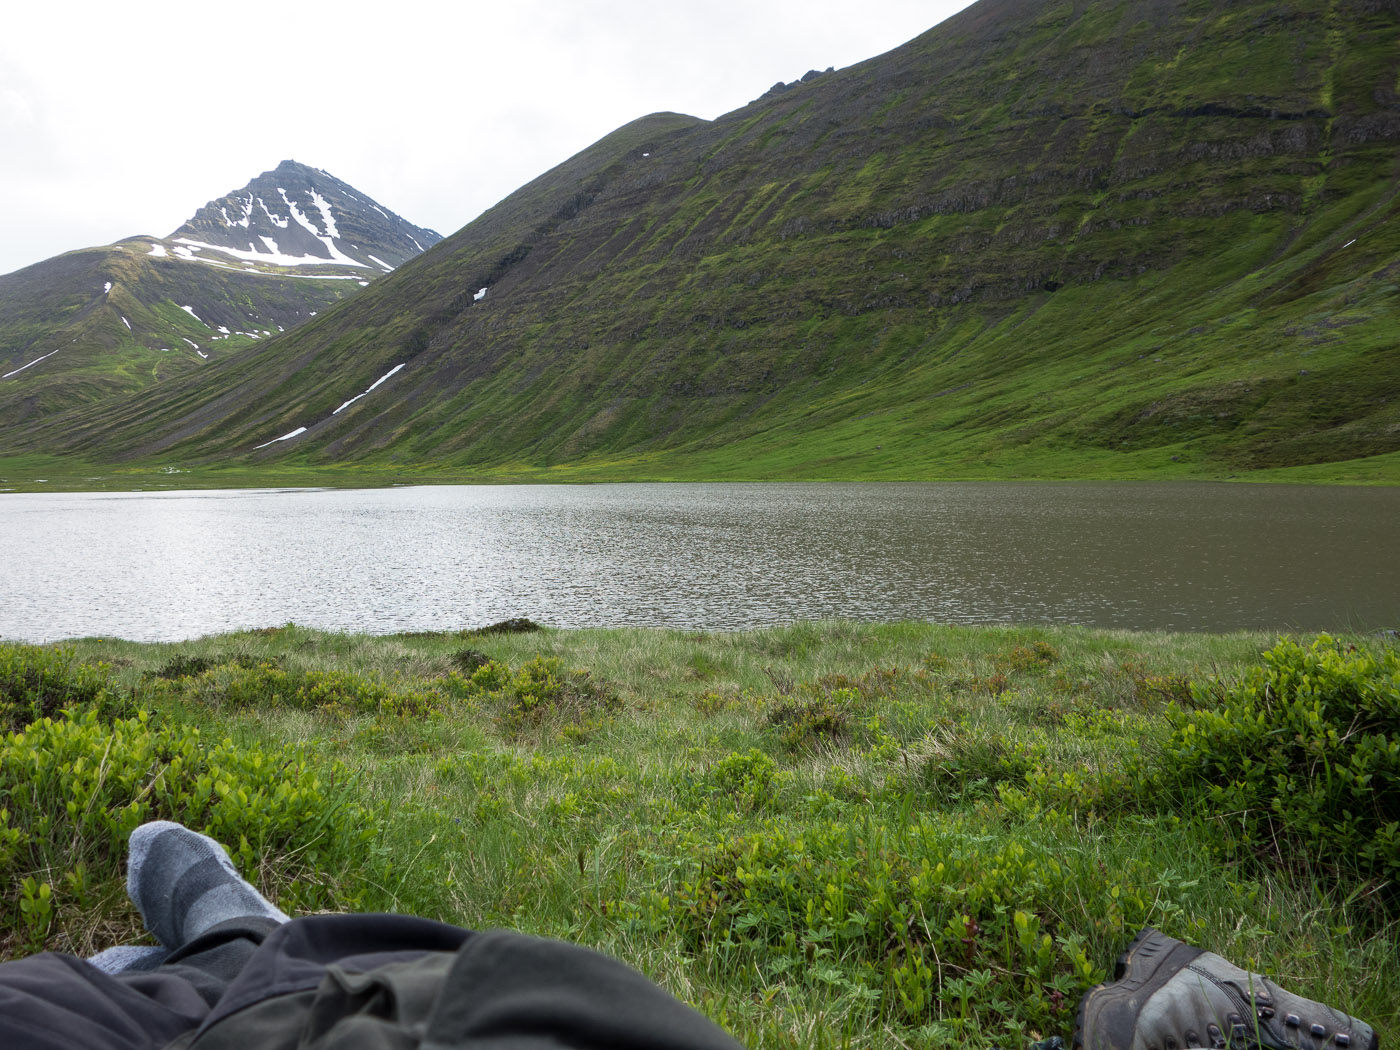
[{"x1": 1, "y1": 482, "x2": 1396, "y2": 642}]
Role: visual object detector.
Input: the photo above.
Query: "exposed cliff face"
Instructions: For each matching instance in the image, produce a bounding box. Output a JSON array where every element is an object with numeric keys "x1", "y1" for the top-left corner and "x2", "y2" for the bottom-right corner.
[
  {"x1": 7, "y1": 0, "x2": 1400, "y2": 478},
  {"x1": 0, "y1": 161, "x2": 440, "y2": 423}
]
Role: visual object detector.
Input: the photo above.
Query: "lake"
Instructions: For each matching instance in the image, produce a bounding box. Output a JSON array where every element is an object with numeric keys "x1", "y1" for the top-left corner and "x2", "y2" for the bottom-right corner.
[{"x1": 1, "y1": 482, "x2": 1396, "y2": 642}]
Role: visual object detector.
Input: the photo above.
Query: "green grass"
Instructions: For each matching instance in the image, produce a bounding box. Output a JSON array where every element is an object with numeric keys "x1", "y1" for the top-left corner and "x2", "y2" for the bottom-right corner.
[{"x1": 4, "y1": 622, "x2": 1396, "y2": 1048}]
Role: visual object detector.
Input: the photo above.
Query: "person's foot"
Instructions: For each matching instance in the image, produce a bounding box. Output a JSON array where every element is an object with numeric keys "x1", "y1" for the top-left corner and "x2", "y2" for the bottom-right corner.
[
  {"x1": 1073, "y1": 928, "x2": 1377, "y2": 1050},
  {"x1": 127, "y1": 821, "x2": 289, "y2": 949}
]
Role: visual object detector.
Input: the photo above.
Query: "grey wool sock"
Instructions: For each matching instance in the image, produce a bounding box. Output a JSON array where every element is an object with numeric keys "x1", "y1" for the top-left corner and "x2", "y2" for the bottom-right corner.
[
  {"x1": 127, "y1": 821, "x2": 290, "y2": 950},
  {"x1": 87, "y1": 944, "x2": 170, "y2": 974}
]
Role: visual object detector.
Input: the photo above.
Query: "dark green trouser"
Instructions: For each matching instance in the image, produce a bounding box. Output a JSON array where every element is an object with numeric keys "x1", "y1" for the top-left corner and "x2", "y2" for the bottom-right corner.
[{"x1": 0, "y1": 915, "x2": 745, "y2": 1050}]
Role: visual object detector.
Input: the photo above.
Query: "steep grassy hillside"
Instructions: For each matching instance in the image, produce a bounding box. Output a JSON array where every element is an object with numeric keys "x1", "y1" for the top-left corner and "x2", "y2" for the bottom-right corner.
[
  {"x1": 7, "y1": 0, "x2": 1399, "y2": 480},
  {"x1": 0, "y1": 242, "x2": 362, "y2": 425}
]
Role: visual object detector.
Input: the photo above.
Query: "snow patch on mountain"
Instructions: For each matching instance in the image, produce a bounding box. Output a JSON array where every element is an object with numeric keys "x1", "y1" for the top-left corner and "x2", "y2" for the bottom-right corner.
[
  {"x1": 334, "y1": 363, "x2": 404, "y2": 414},
  {"x1": 175, "y1": 236, "x2": 364, "y2": 269},
  {"x1": 309, "y1": 189, "x2": 339, "y2": 239},
  {"x1": 3, "y1": 348, "x2": 61, "y2": 379},
  {"x1": 253, "y1": 426, "x2": 308, "y2": 450},
  {"x1": 276, "y1": 187, "x2": 366, "y2": 267},
  {"x1": 258, "y1": 197, "x2": 290, "y2": 228}
]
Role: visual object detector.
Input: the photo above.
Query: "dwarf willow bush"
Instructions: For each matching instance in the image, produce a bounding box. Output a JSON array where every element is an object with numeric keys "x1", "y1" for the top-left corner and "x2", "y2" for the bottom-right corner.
[
  {"x1": 625, "y1": 817, "x2": 1110, "y2": 1033},
  {"x1": 0, "y1": 643, "x2": 378, "y2": 956},
  {"x1": 0, "y1": 644, "x2": 130, "y2": 731},
  {"x1": 0, "y1": 710, "x2": 378, "y2": 955},
  {"x1": 201, "y1": 663, "x2": 440, "y2": 717},
  {"x1": 444, "y1": 656, "x2": 619, "y2": 737},
  {"x1": 1156, "y1": 636, "x2": 1400, "y2": 889}
]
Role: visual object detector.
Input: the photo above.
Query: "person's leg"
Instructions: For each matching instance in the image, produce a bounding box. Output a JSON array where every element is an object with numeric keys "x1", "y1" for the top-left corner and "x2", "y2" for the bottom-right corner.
[
  {"x1": 87, "y1": 944, "x2": 168, "y2": 975},
  {"x1": 117, "y1": 820, "x2": 291, "y2": 1004},
  {"x1": 0, "y1": 820, "x2": 294, "y2": 1050},
  {"x1": 125, "y1": 821, "x2": 289, "y2": 950},
  {"x1": 0, "y1": 952, "x2": 209, "y2": 1050}
]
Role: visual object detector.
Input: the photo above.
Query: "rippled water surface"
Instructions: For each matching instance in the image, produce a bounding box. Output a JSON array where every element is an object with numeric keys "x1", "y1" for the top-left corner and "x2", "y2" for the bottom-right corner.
[{"x1": 1, "y1": 482, "x2": 1396, "y2": 642}]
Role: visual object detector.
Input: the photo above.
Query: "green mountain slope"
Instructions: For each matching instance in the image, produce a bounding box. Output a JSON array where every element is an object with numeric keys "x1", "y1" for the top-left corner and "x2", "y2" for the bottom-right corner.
[
  {"x1": 0, "y1": 241, "x2": 364, "y2": 426},
  {"x1": 8, "y1": 0, "x2": 1400, "y2": 480},
  {"x1": 0, "y1": 161, "x2": 439, "y2": 428}
]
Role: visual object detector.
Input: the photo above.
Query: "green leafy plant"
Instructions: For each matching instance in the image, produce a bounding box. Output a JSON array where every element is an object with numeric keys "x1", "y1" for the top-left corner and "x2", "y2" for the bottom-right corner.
[
  {"x1": 0, "y1": 644, "x2": 129, "y2": 732},
  {"x1": 766, "y1": 690, "x2": 856, "y2": 752},
  {"x1": 0, "y1": 707, "x2": 379, "y2": 956},
  {"x1": 495, "y1": 657, "x2": 619, "y2": 736},
  {"x1": 1156, "y1": 636, "x2": 1400, "y2": 890}
]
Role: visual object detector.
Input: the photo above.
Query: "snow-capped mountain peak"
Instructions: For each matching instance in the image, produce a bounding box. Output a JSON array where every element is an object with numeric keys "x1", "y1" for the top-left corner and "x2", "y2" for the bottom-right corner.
[{"x1": 164, "y1": 160, "x2": 441, "y2": 275}]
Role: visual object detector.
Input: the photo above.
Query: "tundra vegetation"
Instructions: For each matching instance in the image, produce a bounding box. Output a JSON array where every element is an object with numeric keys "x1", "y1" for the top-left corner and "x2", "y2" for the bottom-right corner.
[{"x1": 1, "y1": 622, "x2": 1396, "y2": 1047}]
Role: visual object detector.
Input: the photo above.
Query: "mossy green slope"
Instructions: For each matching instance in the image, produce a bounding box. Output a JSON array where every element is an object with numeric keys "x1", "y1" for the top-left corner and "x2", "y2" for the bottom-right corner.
[
  {"x1": 0, "y1": 240, "x2": 363, "y2": 426},
  {"x1": 8, "y1": 0, "x2": 1400, "y2": 480}
]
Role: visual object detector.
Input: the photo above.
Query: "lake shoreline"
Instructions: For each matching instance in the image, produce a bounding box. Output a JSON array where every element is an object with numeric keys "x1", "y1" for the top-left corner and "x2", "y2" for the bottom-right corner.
[{"x1": 2, "y1": 448, "x2": 1399, "y2": 494}]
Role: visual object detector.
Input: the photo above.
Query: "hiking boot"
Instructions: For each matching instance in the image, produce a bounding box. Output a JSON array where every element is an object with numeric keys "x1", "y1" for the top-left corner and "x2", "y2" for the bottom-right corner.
[{"x1": 1073, "y1": 928, "x2": 1377, "y2": 1050}]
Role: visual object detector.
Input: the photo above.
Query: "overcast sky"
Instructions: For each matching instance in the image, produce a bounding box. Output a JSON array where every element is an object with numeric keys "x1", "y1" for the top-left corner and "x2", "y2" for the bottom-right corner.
[{"x1": 0, "y1": 1, "x2": 976, "y2": 277}]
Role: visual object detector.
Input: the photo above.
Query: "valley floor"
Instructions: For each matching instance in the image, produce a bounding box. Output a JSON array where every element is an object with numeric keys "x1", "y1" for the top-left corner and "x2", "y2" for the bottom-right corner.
[{"x1": 1, "y1": 447, "x2": 1399, "y2": 493}]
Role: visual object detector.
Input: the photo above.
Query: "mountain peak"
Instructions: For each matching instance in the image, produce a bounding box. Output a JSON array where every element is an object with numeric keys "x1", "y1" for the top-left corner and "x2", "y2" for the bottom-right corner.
[
  {"x1": 0, "y1": 160, "x2": 444, "y2": 422},
  {"x1": 166, "y1": 163, "x2": 442, "y2": 274}
]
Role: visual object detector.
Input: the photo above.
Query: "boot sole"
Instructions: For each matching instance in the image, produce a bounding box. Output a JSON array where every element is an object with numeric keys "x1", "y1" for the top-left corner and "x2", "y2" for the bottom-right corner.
[{"x1": 1073, "y1": 928, "x2": 1205, "y2": 1050}]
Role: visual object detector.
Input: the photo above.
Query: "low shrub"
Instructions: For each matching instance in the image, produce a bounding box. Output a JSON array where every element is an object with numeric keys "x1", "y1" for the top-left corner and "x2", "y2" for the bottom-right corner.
[
  {"x1": 1156, "y1": 636, "x2": 1400, "y2": 892},
  {"x1": 767, "y1": 692, "x2": 856, "y2": 752},
  {"x1": 194, "y1": 664, "x2": 440, "y2": 718},
  {"x1": 700, "y1": 748, "x2": 780, "y2": 809},
  {"x1": 0, "y1": 708, "x2": 379, "y2": 956},
  {"x1": 144, "y1": 652, "x2": 259, "y2": 681},
  {"x1": 661, "y1": 818, "x2": 1110, "y2": 1031},
  {"x1": 450, "y1": 648, "x2": 492, "y2": 673},
  {"x1": 694, "y1": 690, "x2": 739, "y2": 715},
  {"x1": 495, "y1": 656, "x2": 618, "y2": 735},
  {"x1": 146, "y1": 654, "x2": 220, "y2": 680},
  {"x1": 0, "y1": 644, "x2": 130, "y2": 732},
  {"x1": 917, "y1": 728, "x2": 1038, "y2": 800},
  {"x1": 993, "y1": 642, "x2": 1060, "y2": 674},
  {"x1": 460, "y1": 618, "x2": 543, "y2": 637}
]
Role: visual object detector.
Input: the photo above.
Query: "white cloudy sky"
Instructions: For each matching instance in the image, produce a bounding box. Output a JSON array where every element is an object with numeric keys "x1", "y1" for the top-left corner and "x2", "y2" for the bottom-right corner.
[{"x1": 0, "y1": 1, "x2": 975, "y2": 277}]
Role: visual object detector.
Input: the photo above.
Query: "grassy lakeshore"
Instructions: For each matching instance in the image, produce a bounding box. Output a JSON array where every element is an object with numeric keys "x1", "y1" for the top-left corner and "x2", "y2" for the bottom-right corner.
[
  {"x1": 2, "y1": 621, "x2": 1396, "y2": 1047},
  {"x1": 2, "y1": 449, "x2": 1399, "y2": 494}
]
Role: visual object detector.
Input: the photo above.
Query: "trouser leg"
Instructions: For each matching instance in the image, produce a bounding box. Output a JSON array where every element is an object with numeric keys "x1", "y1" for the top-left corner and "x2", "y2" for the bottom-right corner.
[
  {"x1": 129, "y1": 915, "x2": 283, "y2": 1007},
  {"x1": 0, "y1": 916, "x2": 280, "y2": 1050},
  {"x1": 0, "y1": 952, "x2": 208, "y2": 1050}
]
